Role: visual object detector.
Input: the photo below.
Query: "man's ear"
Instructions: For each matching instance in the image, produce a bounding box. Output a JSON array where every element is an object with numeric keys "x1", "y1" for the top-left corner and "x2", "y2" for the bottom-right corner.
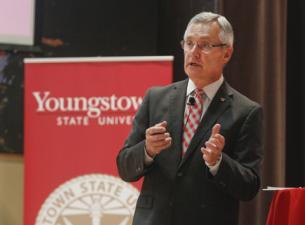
[{"x1": 223, "y1": 47, "x2": 233, "y2": 64}]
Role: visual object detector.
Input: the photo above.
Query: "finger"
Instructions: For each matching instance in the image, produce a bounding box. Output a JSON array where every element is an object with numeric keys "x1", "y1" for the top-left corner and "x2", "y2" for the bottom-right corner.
[
  {"x1": 205, "y1": 141, "x2": 218, "y2": 152},
  {"x1": 201, "y1": 147, "x2": 210, "y2": 154},
  {"x1": 208, "y1": 137, "x2": 222, "y2": 150},
  {"x1": 214, "y1": 134, "x2": 225, "y2": 146},
  {"x1": 146, "y1": 121, "x2": 168, "y2": 135},
  {"x1": 201, "y1": 147, "x2": 220, "y2": 164},
  {"x1": 150, "y1": 137, "x2": 172, "y2": 152},
  {"x1": 201, "y1": 147, "x2": 213, "y2": 162},
  {"x1": 211, "y1": 123, "x2": 221, "y2": 137},
  {"x1": 201, "y1": 147, "x2": 216, "y2": 157},
  {"x1": 155, "y1": 121, "x2": 168, "y2": 128},
  {"x1": 149, "y1": 133, "x2": 170, "y2": 142},
  {"x1": 148, "y1": 135, "x2": 171, "y2": 146},
  {"x1": 157, "y1": 137, "x2": 172, "y2": 146},
  {"x1": 210, "y1": 134, "x2": 225, "y2": 153},
  {"x1": 146, "y1": 126, "x2": 167, "y2": 135},
  {"x1": 162, "y1": 137, "x2": 172, "y2": 149}
]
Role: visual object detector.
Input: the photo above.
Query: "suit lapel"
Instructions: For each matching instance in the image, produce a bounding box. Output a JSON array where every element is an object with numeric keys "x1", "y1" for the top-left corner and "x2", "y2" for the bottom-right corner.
[
  {"x1": 166, "y1": 79, "x2": 188, "y2": 170},
  {"x1": 178, "y1": 82, "x2": 233, "y2": 168}
]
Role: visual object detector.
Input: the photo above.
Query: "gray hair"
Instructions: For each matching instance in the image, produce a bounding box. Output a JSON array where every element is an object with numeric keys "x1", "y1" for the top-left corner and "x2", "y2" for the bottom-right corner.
[{"x1": 184, "y1": 12, "x2": 234, "y2": 47}]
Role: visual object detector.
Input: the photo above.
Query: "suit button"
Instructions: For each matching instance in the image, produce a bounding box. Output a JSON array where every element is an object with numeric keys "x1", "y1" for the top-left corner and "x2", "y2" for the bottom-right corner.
[
  {"x1": 169, "y1": 201, "x2": 173, "y2": 207},
  {"x1": 177, "y1": 172, "x2": 183, "y2": 177}
]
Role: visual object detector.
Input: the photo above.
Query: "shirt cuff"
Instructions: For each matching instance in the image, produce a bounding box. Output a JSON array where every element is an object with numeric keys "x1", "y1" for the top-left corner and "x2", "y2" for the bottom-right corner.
[
  {"x1": 144, "y1": 145, "x2": 154, "y2": 165},
  {"x1": 205, "y1": 154, "x2": 222, "y2": 176}
]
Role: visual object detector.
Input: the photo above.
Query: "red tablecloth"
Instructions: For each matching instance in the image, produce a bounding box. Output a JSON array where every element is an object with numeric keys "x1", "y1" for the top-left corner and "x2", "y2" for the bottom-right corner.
[{"x1": 266, "y1": 188, "x2": 305, "y2": 225}]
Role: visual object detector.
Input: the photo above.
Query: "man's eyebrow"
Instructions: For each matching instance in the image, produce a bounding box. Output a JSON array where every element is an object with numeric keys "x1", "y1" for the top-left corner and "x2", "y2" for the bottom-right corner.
[{"x1": 185, "y1": 36, "x2": 212, "y2": 41}]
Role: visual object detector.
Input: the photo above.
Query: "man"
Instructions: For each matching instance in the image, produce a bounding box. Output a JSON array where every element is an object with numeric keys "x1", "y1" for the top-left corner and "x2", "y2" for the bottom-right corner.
[{"x1": 117, "y1": 11, "x2": 263, "y2": 225}]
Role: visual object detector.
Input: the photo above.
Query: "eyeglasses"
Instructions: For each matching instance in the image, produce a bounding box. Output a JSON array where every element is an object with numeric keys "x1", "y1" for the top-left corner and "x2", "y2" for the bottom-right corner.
[{"x1": 181, "y1": 40, "x2": 227, "y2": 53}]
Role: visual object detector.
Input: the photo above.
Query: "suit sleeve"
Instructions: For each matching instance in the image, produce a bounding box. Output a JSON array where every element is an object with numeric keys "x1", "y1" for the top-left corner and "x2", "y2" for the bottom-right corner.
[
  {"x1": 116, "y1": 89, "x2": 153, "y2": 182},
  {"x1": 210, "y1": 105, "x2": 263, "y2": 201}
]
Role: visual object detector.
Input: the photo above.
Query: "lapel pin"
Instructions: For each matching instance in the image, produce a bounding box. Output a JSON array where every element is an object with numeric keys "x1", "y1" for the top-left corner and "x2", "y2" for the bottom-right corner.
[{"x1": 220, "y1": 97, "x2": 226, "y2": 102}]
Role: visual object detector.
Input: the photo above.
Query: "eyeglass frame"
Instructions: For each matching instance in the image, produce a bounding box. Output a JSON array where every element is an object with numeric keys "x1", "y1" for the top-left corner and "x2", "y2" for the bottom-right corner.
[{"x1": 180, "y1": 40, "x2": 227, "y2": 53}]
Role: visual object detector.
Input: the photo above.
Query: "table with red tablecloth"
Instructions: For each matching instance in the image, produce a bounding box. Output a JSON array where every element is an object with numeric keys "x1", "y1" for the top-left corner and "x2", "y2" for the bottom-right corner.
[{"x1": 266, "y1": 188, "x2": 305, "y2": 225}]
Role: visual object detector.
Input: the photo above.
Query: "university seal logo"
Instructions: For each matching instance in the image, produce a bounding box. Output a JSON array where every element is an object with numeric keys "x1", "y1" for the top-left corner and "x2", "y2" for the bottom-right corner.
[{"x1": 35, "y1": 174, "x2": 139, "y2": 225}]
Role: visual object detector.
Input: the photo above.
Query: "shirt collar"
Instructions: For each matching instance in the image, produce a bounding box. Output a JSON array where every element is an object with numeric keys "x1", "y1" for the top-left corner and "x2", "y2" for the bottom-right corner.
[{"x1": 186, "y1": 75, "x2": 224, "y2": 101}]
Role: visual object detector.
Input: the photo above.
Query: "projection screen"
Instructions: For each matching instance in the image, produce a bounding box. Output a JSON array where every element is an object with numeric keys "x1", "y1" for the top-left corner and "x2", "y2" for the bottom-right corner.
[{"x1": 0, "y1": 0, "x2": 36, "y2": 46}]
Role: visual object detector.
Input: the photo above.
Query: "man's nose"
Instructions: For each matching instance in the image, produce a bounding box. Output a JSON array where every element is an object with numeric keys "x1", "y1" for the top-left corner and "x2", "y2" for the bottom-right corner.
[{"x1": 189, "y1": 44, "x2": 201, "y2": 56}]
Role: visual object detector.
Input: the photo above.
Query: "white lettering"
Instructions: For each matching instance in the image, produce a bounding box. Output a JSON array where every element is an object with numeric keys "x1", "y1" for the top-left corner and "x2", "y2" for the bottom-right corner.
[
  {"x1": 110, "y1": 95, "x2": 118, "y2": 111},
  {"x1": 57, "y1": 116, "x2": 89, "y2": 126},
  {"x1": 98, "y1": 116, "x2": 133, "y2": 126},
  {"x1": 126, "y1": 194, "x2": 137, "y2": 207},
  {"x1": 32, "y1": 91, "x2": 143, "y2": 118},
  {"x1": 131, "y1": 96, "x2": 143, "y2": 110},
  {"x1": 117, "y1": 96, "x2": 131, "y2": 111},
  {"x1": 45, "y1": 97, "x2": 60, "y2": 112},
  {"x1": 46, "y1": 207, "x2": 57, "y2": 217},
  {"x1": 32, "y1": 91, "x2": 50, "y2": 112}
]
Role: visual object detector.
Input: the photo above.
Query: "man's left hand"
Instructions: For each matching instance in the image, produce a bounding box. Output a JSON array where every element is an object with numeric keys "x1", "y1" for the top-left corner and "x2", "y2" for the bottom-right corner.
[{"x1": 201, "y1": 123, "x2": 225, "y2": 166}]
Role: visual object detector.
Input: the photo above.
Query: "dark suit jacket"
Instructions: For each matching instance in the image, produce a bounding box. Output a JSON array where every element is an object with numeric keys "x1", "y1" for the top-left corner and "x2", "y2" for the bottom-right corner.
[{"x1": 116, "y1": 79, "x2": 263, "y2": 225}]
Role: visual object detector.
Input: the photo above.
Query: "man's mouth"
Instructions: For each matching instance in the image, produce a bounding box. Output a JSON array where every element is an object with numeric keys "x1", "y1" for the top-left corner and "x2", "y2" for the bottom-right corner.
[{"x1": 189, "y1": 62, "x2": 201, "y2": 67}]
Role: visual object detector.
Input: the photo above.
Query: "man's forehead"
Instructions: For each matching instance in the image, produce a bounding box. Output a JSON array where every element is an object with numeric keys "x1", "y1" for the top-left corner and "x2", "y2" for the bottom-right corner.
[{"x1": 185, "y1": 22, "x2": 219, "y2": 39}]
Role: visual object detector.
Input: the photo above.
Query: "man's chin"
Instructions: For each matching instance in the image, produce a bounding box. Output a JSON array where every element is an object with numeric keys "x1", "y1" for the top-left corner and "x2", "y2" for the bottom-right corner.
[{"x1": 186, "y1": 69, "x2": 204, "y2": 79}]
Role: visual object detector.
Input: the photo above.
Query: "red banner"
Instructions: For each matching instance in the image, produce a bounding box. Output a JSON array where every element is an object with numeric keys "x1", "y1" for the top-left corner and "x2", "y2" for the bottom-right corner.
[{"x1": 24, "y1": 56, "x2": 173, "y2": 225}]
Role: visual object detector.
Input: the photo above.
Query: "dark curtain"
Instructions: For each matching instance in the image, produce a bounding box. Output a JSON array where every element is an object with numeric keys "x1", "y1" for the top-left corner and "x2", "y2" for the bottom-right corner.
[
  {"x1": 219, "y1": 1, "x2": 287, "y2": 225},
  {"x1": 286, "y1": 0, "x2": 305, "y2": 187}
]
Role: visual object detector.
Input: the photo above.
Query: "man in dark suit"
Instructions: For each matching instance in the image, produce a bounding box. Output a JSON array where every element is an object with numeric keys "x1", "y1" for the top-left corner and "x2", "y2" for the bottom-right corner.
[{"x1": 117, "y1": 11, "x2": 263, "y2": 225}]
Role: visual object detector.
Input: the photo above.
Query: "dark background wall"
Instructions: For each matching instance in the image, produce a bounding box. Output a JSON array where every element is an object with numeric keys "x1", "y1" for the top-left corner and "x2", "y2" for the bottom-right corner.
[{"x1": 39, "y1": 0, "x2": 159, "y2": 56}]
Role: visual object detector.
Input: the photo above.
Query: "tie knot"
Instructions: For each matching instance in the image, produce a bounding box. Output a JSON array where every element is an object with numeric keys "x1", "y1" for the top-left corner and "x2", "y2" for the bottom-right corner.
[{"x1": 195, "y1": 88, "x2": 204, "y2": 98}]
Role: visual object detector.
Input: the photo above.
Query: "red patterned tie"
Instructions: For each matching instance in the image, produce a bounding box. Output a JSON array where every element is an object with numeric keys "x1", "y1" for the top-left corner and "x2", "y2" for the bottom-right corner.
[{"x1": 182, "y1": 88, "x2": 204, "y2": 155}]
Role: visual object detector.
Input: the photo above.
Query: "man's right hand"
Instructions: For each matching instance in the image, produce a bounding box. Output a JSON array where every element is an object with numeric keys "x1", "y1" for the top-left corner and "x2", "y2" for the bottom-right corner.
[{"x1": 145, "y1": 121, "x2": 172, "y2": 158}]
